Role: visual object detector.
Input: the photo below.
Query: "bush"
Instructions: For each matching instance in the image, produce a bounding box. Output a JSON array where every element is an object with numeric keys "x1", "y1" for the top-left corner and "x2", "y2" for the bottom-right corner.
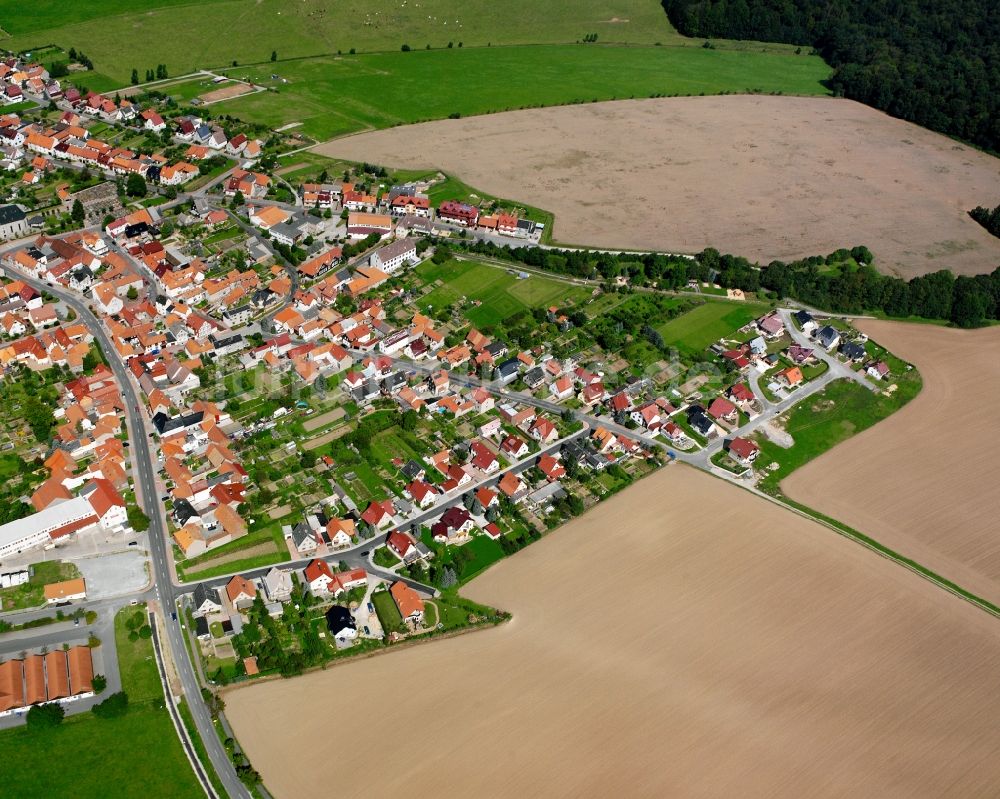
[
  {"x1": 93, "y1": 691, "x2": 129, "y2": 719},
  {"x1": 92, "y1": 674, "x2": 108, "y2": 694},
  {"x1": 26, "y1": 702, "x2": 65, "y2": 729}
]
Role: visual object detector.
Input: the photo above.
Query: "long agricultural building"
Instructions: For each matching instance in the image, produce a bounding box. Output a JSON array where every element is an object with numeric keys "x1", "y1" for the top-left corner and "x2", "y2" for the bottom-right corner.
[
  {"x1": 0, "y1": 497, "x2": 98, "y2": 558},
  {"x1": 0, "y1": 646, "x2": 94, "y2": 717}
]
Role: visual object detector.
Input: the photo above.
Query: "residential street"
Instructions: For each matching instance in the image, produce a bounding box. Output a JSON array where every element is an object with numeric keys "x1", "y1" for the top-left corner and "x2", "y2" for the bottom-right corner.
[{"x1": 0, "y1": 257, "x2": 247, "y2": 799}]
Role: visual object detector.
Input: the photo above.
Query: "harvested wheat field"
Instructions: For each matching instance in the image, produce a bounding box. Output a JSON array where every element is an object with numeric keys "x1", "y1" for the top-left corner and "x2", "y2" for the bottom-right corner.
[
  {"x1": 225, "y1": 466, "x2": 1000, "y2": 799},
  {"x1": 784, "y1": 319, "x2": 1000, "y2": 608},
  {"x1": 316, "y1": 96, "x2": 1000, "y2": 278}
]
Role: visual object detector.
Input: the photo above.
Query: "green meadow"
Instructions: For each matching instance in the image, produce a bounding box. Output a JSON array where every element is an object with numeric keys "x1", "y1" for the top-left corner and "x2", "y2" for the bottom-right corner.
[
  {"x1": 0, "y1": 0, "x2": 685, "y2": 82},
  {"x1": 417, "y1": 258, "x2": 591, "y2": 328},
  {"x1": 656, "y1": 300, "x2": 770, "y2": 351},
  {"x1": 210, "y1": 45, "x2": 829, "y2": 140},
  {"x1": 2, "y1": 0, "x2": 829, "y2": 144}
]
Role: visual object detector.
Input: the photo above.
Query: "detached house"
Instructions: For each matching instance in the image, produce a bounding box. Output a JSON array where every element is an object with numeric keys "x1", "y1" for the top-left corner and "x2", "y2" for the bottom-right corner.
[
  {"x1": 431, "y1": 506, "x2": 475, "y2": 544},
  {"x1": 225, "y1": 575, "x2": 256, "y2": 610},
  {"x1": 815, "y1": 325, "x2": 841, "y2": 350},
  {"x1": 728, "y1": 436, "x2": 760, "y2": 466},
  {"x1": 386, "y1": 529, "x2": 419, "y2": 562},
  {"x1": 866, "y1": 360, "x2": 890, "y2": 380},
  {"x1": 706, "y1": 396, "x2": 738, "y2": 424},
  {"x1": 390, "y1": 580, "x2": 424, "y2": 625}
]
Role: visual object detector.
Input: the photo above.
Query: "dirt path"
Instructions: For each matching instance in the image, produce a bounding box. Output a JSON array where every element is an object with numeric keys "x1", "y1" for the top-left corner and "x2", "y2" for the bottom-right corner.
[
  {"x1": 303, "y1": 424, "x2": 350, "y2": 450},
  {"x1": 303, "y1": 407, "x2": 345, "y2": 432},
  {"x1": 784, "y1": 319, "x2": 1000, "y2": 607},
  {"x1": 315, "y1": 95, "x2": 1000, "y2": 278}
]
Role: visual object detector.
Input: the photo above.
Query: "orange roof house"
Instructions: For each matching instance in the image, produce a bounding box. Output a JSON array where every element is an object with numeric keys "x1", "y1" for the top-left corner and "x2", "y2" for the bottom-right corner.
[
  {"x1": 31, "y1": 476, "x2": 73, "y2": 511},
  {"x1": 43, "y1": 578, "x2": 87, "y2": 603},
  {"x1": 498, "y1": 471, "x2": 524, "y2": 499},
  {"x1": 390, "y1": 580, "x2": 425, "y2": 622},
  {"x1": 226, "y1": 574, "x2": 256, "y2": 605},
  {"x1": 776, "y1": 366, "x2": 804, "y2": 386},
  {"x1": 24, "y1": 654, "x2": 46, "y2": 705}
]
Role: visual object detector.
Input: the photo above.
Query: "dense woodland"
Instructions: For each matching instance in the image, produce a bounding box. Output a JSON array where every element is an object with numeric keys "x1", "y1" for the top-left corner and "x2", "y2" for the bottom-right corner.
[
  {"x1": 970, "y1": 204, "x2": 1000, "y2": 239},
  {"x1": 661, "y1": 0, "x2": 1000, "y2": 153}
]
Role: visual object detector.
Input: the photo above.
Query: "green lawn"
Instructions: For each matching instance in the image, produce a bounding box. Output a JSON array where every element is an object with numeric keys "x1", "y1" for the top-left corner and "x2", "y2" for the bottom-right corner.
[
  {"x1": 456, "y1": 536, "x2": 506, "y2": 584},
  {"x1": 0, "y1": 708, "x2": 203, "y2": 799},
  {"x1": 113, "y1": 604, "x2": 163, "y2": 703},
  {"x1": 212, "y1": 45, "x2": 830, "y2": 141},
  {"x1": 3, "y1": 0, "x2": 684, "y2": 84},
  {"x1": 178, "y1": 551, "x2": 287, "y2": 582},
  {"x1": 0, "y1": 603, "x2": 202, "y2": 798},
  {"x1": 756, "y1": 372, "x2": 922, "y2": 495},
  {"x1": 656, "y1": 300, "x2": 769, "y2": 351},
  {"x1": 417, "y1": 258, "x2": 589, "y2": 326},
  {"x1": 372, "y1": 589, "x2": 403, "y2": 633}
]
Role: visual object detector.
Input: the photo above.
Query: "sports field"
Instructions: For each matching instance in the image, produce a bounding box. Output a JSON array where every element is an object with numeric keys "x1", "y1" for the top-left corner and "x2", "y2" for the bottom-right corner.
[
  {"x1": 214, "y1": 45, "x2": 829, "y2": 140},
  {"x1": 417, "y1": 259, "x2": 591, "y2": 327},
  {"x1": 656, "y1": 300, "x2": 768, "y2": 351}
]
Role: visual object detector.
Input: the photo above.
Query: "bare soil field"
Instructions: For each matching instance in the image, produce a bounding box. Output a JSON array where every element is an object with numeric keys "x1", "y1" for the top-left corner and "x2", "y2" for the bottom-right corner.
[
  {"x1": 225, "y1": 466, "x2": 1000, "y2": 799},
  {"x1": 302, "y1": 407, "x2": 345, "y2": 432},
  {"x1": 198, "y1": 82, "x2": 253, "y2": 103},
  {"x1": 784, "y1": 319, "x2": 1000, "y2": 607},
  {"x1": 316, "y1": 96, "x2": 1000, "y2": 278}
]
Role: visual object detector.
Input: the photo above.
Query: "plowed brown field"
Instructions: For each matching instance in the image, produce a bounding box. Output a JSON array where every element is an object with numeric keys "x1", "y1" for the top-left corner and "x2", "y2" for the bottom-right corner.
[
  {"x1": 784, "y1": 319, "x2": 1000, "y2": 607},
  {"x1": 225, "y1": 466, "x2": 1000, "y2": 799},
  {"x1": 315, "y1": 95, "x2": 1000, "y2": 278}
]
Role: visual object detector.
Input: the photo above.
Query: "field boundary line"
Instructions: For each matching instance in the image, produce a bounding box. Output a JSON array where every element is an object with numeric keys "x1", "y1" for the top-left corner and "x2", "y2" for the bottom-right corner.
[{"x1": 691, "y1": 465, "x2": 1000, "y2": 619}]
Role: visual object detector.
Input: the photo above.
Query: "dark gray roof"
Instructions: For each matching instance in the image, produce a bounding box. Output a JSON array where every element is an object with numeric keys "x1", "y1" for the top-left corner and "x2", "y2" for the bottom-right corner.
[
  {"x1": 496, "y1": 358, "x2": 520, "y2": 377},
  {"x1": 325, "y1": 605, "x2": 356, "y2": 635},
  {"x1": 689, "y1": 413, "x2": 714, "y2": 435},
  {"x1": 193, "y1": 582, "x2": 218, "y2": 609},
  {"x1": 400, "y1": 460, "x2": 424, "y2": 480},
  {"x1": 839, "y1": 340, "x2": 866, "y2": 359},
  {"x1": 152, "y1": 410, "x2": 204, "y2": 434},
  {"x1": 290, "y1": 522, "x2": 315, "y2": 547},
  {"x1": 0, "y1": 204, "x2": 26, "y2": 225},
  {"x1": 524, "y1": 366, "x2": 545, "y2": 385},
  {"x1": 173, "y1": 498, "x2": 199, "y2": 526},
  {"x1": 816, "y1": 325, "x2": 840, "y2": 345}
]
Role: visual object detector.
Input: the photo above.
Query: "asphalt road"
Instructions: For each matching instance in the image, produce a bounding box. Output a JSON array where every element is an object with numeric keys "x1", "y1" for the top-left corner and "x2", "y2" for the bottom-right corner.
[
  {"x1": 174, "y1": 426, "x2": 589, "y2": 597},
  {"x1": 0, "y1": 259, "x2": 248, "y2": 799}
]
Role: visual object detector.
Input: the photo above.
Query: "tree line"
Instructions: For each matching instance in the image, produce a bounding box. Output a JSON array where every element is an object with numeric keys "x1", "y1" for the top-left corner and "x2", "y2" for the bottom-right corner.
[
  {"x1": 970, "y1": 204, "x2": 1000, "y2": 239},
  {"x1": 660, "y1": 0, "x2": 1000, "y2": 153},
  {"x1": 447, "y1": 239, "x2": 1000, "y2": 328},
  {"x1": 757, "y1": 255, "x2": 1000, "y2": 328}
]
